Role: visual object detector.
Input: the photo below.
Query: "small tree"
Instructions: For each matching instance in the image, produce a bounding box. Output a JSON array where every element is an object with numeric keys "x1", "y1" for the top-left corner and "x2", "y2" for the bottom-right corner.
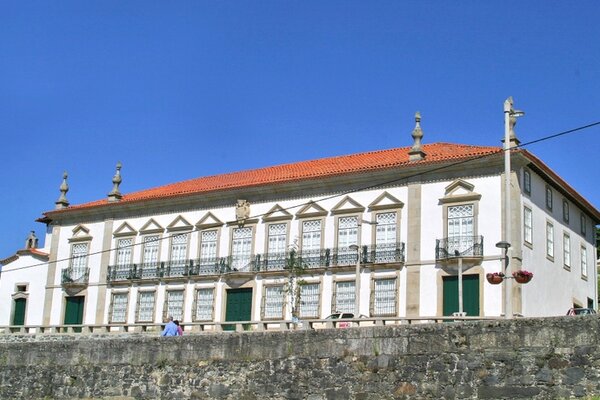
[{"x1": 285, "y1": 239, "x2": 308, "y2": 323}]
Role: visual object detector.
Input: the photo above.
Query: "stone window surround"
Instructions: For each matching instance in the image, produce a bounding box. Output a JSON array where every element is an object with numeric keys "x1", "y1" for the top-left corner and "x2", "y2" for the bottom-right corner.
[
  {"x1": 162, "y1": 287, "x2": 186, "y2": 322},
  {"x1": 135, "y1": 289, "x2": 157, "y2": 323},
  {"x1": 260, "y1": 283, "x2": 286, "y2": 320},
  {"x1": 562, "y1": 200, "x2": 570, "y2": 224},
  {"x1": 11, "y1": 283, "x2": 30, "y2": 326},
  {"x1": 580, "y1": 246, "x2": 588, "y2": 280},
  {"x1": 197, "y1": 228, "x2": 221, "y2": 263},
  {"x1": 523, "y1": 169, "x2": 531, "y2": 195},
  {"x1": 113, "y1": 236, "x2": 135, "y2": 267},
  {"x1": 139, "y1": 234, "x2": 163, "y2": 266},
  {"x1": 331, "y1": 278, "x2": 356, "y2": 315},
  {"x1": 563, "y1": 232, "x2": 571, "y2": 271},
  {"x1": 108, "y1": 290, "x2": 130, "y2": 324},
  {"x1": 263, "y1": 221, "x2": 291, "y2": 256},
  {"x1": 297, "y1": 216, "x2": 326, "y2": 254},
  {"x1": 227, "y1": 222, "x2": 258, "y2": 266},
  {"x1": 192, "y1": 286, "x2": 215, "y2": 322},
  {"x1": 369, "y1": 274, "x2": 399, "y2": 317},
  {"x1": 523, "y1": 206, "x2": 533, "y2": 248},
  {"x1": 546, "y1": 186, "x2": 553, "y2": 211},
  {"x1": 546, "y1": 221, "x2": 554, "y2": 261},
  {"x1": 298, "y1": 279, "x2": 323, "y2": 319}
]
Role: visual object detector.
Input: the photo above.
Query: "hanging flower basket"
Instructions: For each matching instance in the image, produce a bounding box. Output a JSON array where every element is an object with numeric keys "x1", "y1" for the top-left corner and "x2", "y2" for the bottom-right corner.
[
  {"x1": 513, "y1": 270, "x2": 533, "y2": 284},
  {"x1": 486, "y1": 272, "x2": 505, "y2": 285}
]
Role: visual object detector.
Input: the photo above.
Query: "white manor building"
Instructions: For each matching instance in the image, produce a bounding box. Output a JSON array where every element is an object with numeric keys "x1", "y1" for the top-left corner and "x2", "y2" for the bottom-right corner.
[{"x1": 1, "y1": 111, "x2": 598, "y2": 331}]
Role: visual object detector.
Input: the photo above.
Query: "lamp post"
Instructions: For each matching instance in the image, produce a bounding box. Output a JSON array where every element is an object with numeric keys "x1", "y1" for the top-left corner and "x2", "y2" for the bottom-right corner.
[
  {"x1": 496, "y1": 240, "x2": 511, "y2": 318},
  {"x1": 502, "y1": 97, "x2": 524, "y2": 320},
  {"x1": 349, "y1": 244, "x2": 361, "y2": 317}
]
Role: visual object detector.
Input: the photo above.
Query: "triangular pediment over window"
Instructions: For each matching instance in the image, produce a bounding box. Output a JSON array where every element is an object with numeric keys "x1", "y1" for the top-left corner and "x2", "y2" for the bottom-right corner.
[
  {"x1": 167, "y1": 215, "x2": 193, "y2": 232},
  {"x1": 69, "y1": 224, "x2": 92, "y2": 242},
  {"x1": 113, "y1": 222, "x2": 137, "y2": 237},
  {"x1": 331, "y1": 196, "x2": 365, "y2": 215},
  {"x1": 440, "y1": 179, "x2": 481, "y2": 204},
  {"x1": 296, "y1": 201, "x2": 328, "y2": 218},
  {"x1": 196, "y1": 212, "x2": 224, "y2": 229},
  {"x1": 263, "y1": 204, "x2": 293, "y2": 222},
  {"x1": 139, "y1": 218, "x2": 164, "y2": 234},
  {"x1": 368, "y1": 191, "x2": 404, "y2": 211}
]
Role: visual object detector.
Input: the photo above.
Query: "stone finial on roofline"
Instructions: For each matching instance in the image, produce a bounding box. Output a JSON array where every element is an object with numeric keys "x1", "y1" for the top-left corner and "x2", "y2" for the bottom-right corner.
[
  {"x1": 408, "y1": 111, "x2": 426, "y2": 162},
  {"x1": 55, "y1": 171, "x2": 69, "y2": 209},
  {"x1": 108, "y1": 162, "x2": 123, "y2": 202},
  {"x1": 25, "y1": 231, "x2": 38, "y2": 249}
]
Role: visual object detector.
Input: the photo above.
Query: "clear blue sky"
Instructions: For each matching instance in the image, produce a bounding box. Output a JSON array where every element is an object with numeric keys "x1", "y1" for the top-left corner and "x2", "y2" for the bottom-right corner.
[{"x1": 1, "y1": 2, "x2": 599, "y2": 257}]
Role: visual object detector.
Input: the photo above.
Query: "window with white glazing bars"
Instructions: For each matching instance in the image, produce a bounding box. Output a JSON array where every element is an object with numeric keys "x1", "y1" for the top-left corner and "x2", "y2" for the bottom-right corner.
[
  {"x1": 166, "y1": 290, "x2": 184, "y2": 321},
  {"x1": 137, "y1": 291, "x2": 155, "y2": 322},
  {"x1": 199, "y1": 230, "x2": 218, "y2": 271},
  {"x1": 563, "y1": 234, "x2": 571, "y2": 268},
  {"x1": 337, "y1": 216, "x2": 358, "y2": 265},
  {"x1": 267, "y1": 223, "x2": 287, "y2": 269},
  {"x1": 524, "y1": 207, "x2": 533, "y2": 245},
  {"x1": 375, "y1": 212, "x2": 397, "y2": 262},
  {"x1": 110, "y1": 293, "x2": 128, "y2": 323},
  {"x1": 299, "y1": 283, "x2": 320, "y2": 318},
  {"x1": 334, "y1": 281, "x2": 355, "y2": 314},
  {"x1": 115, "y1": 238, "x2": 133, "y2": 279},
  {"x1": 447, "y1": 205, "x2": 474, "y2": 255},
  {"x1": 170, "y1": 233, "x2": 188, "y2": 275},
  {"x1": 263, "y1": 286, "x2": 284, "y2": 319},
  {"x1": 195, "y1": 288, "x2": 214, "y2": 321},
  {"x1": 70, "y1": 243, "x2": 89, "y2": 280},
  {"x1": 141, "y1": 236, "x2": 159, "y2": 277},
  {"x1": 231, "y1": 227, "x2": 253, "y2": 271},
  {"x1": 301, "y1": 220, "x2": 322, "y2": 267},
  {"x1": 546, "y1": 222, "x2": 554, "y2": 258},
  {"x1": 373, "y1": 278, "x2": 396, "y2": 316},
  {"x1": 581, "y1": 247, "x2": 588, "y2": 277}
]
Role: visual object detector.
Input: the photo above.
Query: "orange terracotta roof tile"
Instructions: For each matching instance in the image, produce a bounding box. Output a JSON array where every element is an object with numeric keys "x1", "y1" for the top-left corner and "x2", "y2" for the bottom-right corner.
[{"x1": 45, "y1": 143, "x2": 501, "y2": 215}]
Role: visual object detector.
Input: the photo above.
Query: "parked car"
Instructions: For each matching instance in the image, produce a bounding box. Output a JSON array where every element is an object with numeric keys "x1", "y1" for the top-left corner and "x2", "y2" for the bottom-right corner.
[{"x1": 566, "y1": 308, "x2": 596, "y2": 316}]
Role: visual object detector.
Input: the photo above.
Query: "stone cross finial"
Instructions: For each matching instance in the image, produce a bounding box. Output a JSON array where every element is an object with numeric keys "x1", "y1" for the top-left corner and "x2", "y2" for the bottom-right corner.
[
  {"x1": 25, "y1": 231, "x2": 38, "y2": 249},
  {"x1": 408, "y1": 111, "x2": 426, "y2": 162},
  {"x1": 55, "y1": 171, "x2": 70, "y2": 209},
  {"x1": 108, "y1": 162, "x2": 123, "y2": 202}
]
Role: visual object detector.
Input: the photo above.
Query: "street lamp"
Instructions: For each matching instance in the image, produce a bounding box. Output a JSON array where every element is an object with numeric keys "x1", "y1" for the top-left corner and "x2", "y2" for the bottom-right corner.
[
  {"x1": 349, "y1": 244, "x2": 361, "y2": 317},
  {"x1": 502, "y1": 97, "x2": 524, "y2": 320},
  {"x1": 496, "y1": 240, "x2": 512, "y2": 318}
]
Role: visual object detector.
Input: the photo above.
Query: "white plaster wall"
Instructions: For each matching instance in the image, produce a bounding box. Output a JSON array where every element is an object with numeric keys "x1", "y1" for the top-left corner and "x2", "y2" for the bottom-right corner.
[
  {"x1": 520, "y1": 169, "x2": 597, "y2": 316},
  {"x1": 0, "y1": 255, "x2": 48, "y2": 326}
]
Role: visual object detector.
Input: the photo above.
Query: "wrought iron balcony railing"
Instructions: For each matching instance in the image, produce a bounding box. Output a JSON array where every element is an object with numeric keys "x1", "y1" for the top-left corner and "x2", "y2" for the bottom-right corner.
[
  {"x1": 435, "y1": 235, "x2": 484, "y2": 260},
  {"x1": 106, "y1": 242, "x2": 406, "y2": 282},
  {"x1": 61, "y1": 267, "x2": 90, "y2": 285}
]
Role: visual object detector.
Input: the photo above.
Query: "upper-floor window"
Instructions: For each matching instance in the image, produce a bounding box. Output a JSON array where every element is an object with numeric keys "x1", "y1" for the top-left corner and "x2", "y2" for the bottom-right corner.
[
  {"x1": 580, "y1": 213, "x2": 587, "y2": 236},
  {"x1": 581, "y1": 246, "x2": 588, "y2": 278},
  {"x1": 169, "y1": 233, "x2": 189, "y2": 276},
  {"x1": 137, "y1": 291, "x2": 155, "y2": 322},
  {"x1": 375, "y1": 212, "x2": 397, "y2": 262},
  {"x1": 447, "y1": 204, "x2": 474, "y2": 255},
  {"x1": 70, "y1": 243, "x2": 89, "y2": 280},
  {"x1": 563, "y1": 200, "x2": 569, "y2": 223},
  {"x1": 523, "y1": 170, "x2": 531, "y2": 195},
  {"x1": 524, "y1": 207, "x2": 533, "y2": 245},
  {"x1": 546, "y1": 186, "x2": 553, "y2": 211},
  {"x1": 263, "y1": 285, "x2": 284, "y2": 319},
  {"x1": 372, "y1": 278, "x2": 397, "y2": 316},
  {"x1": 299, "y1": 283, "x2": 320, "y2": 318},
  {"x1": 267, "y1": 223, "x2": 287, "y2": 269},
  {"x1": 199, "y1": 230, "x2": 218, "y2": 266},
  {"x1": 231, "y1": 227, "x2": 253, "y2": 271},
  {"x1": 337, "y1": 216, "x2": 358, "y2": 249},
  {"x1": 546, "y1": 222, "x2": 554, "y2": 259},
  {"x1": 194, "y1": 288, "x2": 214, "y2": 321},
  {"x1": 563, "y1": 233, "x2": 571, "y2": 269},
  {"x1": 301, "y1": 220, "x2": 322, "y2": 268},
  {"x1": 142, "y1": 235, "x2": 159, "y2": 267},
  {"x1": 110, "y1": 292, "x2": 128, "y2": 323}
]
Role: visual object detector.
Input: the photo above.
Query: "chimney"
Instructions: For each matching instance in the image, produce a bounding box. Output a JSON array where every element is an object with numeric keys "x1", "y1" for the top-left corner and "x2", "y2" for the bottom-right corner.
[{"x1": 408, "y1": 111, "x2": 426, "y2": 161}]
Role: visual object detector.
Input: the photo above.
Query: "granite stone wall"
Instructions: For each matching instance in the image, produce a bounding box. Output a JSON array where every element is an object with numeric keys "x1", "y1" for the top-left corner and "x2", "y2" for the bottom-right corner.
[{"x1": 1, "y1": 317, "x2": 599, "y2": 399}]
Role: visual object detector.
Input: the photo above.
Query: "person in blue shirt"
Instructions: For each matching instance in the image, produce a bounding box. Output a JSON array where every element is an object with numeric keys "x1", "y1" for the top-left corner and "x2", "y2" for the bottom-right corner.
[{"x1": 161, "y1": 316, "x2": 179, "y2": 337}]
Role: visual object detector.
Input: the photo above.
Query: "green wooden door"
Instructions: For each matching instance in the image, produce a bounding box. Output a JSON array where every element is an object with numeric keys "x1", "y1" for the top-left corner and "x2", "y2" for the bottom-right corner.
[
  {"x1": 13, "y1": 298, "x2": 26, "y2": 326},
  {"x1": 224, "y1": 288, "x2": 253, "y2": 331},
  {"x1": 443, "y1": 275, "x2": 479, "y2": 316},
  {"x1": 64, "y1": 296, "x2": 85, "y2": 331}
]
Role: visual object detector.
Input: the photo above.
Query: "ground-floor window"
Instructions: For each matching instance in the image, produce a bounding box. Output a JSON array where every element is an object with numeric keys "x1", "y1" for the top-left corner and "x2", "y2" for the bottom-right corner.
[
  {"x1": 194, "y1": 288, "x2": 214, "y2": 321},
  {"x1": 299, "y1": 283, "x2": 320, "y2": 318},
  {"x1": 262, "y1": 285, "x2": 284, "y2": 319},
  {"x1": 165, "y1": 290, "x2": 184, "y2": 321},
  {"x1": 372, "y1": 278, "x2": 397, "y2": 316},
  {"x1": 334, "y1": 281, "x2": 355, "y2": 314},
  {"x1": 110, "y1": 293, "x2": 128, "y2": 323},
  {"x1": 137, "y1": 291, "x2": 155, "y2": 322}
]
